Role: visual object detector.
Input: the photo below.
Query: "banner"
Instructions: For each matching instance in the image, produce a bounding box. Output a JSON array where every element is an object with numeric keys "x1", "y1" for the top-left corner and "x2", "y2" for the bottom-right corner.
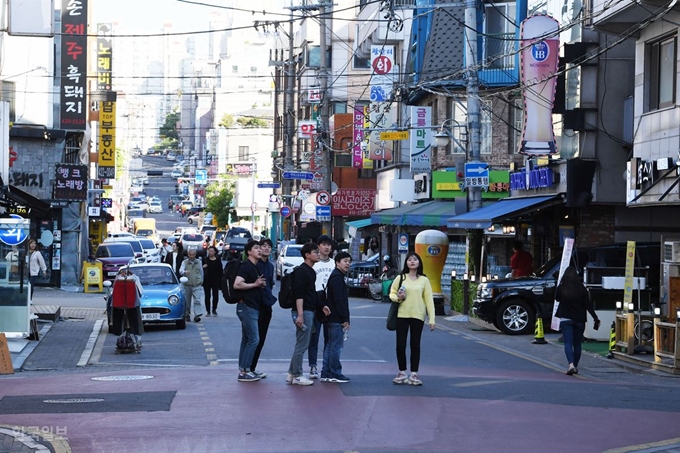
[
  {"x1": 519, "y1": 15, "x2": 559, "y2": 155},
  {"x1": 370, "y1": 45, "x2": 394, "y2": 103},
  {"x1": 60, "y1": 0, "x2": 88, "y2": 130},
  {"x1": 97, "y1": 101, "x2": 116, "y2": 179},
  {"x1": 623, "y1": 241, "x2": 636, "y2": 309},
  {"x1": 408, "y1": 105, "x2": 432, "y2": 173},
  {"x1": 96, "y1": 23, "x2": 112, "y2": 91},
  {"x1": 352, "y1": 107, "x2": 365, "y2": 169},
  {"x1": 362, "y1": 105, "x2": 373, "y2": 169},
  {"x1": 551, "y1": 237, "x2": 574, "y2": 331}
]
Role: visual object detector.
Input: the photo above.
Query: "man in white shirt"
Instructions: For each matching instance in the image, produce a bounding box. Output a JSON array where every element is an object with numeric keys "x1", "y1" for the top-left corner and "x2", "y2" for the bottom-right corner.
[{"x1": 307, "y1": 234, "x2": 335, "y2": 379}]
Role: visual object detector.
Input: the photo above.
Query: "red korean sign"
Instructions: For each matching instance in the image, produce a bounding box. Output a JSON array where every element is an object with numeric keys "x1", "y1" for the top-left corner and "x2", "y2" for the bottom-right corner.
[
  {"x1": 331, "y1": 189, "x2": 377, "y2": 217},
  {"x1": 60, "y1": 0, "x2": 88, "y2": 130}
]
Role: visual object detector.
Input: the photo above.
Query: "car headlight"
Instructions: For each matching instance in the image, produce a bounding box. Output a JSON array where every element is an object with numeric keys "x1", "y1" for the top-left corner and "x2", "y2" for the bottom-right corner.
[
  {"x1": 478, "y1": 285, "x2": 495, "y2": 299},
  {"x1": 168, "y1": 295, "x2": 180, "y2": 306},
  {"x1": 283, "y1": 262, "x2": 294, "y2": 267}
]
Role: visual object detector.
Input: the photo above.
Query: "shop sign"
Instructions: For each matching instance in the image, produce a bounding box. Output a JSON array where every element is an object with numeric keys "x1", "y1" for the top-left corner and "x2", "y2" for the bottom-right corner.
[
  {"x1": 510, "y1": 166, "x2": 555, "y2": 191},
  {"x1": 331, "y1": 189, "x2": 376, "y2": 216},
  {"x1": 225, "y1": 162, "x2": 255, "y2": 177},
  {"x1": 432, "y1": 171, "x2": 509, "y2": 199},
  {"x1": 55, "y1": 164, "x2": 88, "y2": 200},
  {"x1": 414, "y1": 174, "x2": 430, "y2": 200},
  {"x1": 60, "y1": 0, "x2": 88, "y2": 130}
]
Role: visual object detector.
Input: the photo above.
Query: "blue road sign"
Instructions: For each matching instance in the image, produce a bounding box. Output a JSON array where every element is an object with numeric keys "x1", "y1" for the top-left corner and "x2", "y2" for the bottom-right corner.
[
  {"x1": 195, "y1": 169, "x2": 208, "y2": 184},
  {"x1": 464, "y1": 162, "x2": 489, "y2": 188},
  {"x1": 283, "y1": 171, "x2": 314, "y2": 180},
  {"x1": 316, "y1": 206, "x2": 331, "y2": 221},
  {"x1": 257, "y1": 182, "x2": 281, "y2": 189},
  {"x1": 280, "y1": 206, "x2": 291, "y2": 218},
  {"x1": 0, "y1": 214, "x2": 29, "y2": 246}
]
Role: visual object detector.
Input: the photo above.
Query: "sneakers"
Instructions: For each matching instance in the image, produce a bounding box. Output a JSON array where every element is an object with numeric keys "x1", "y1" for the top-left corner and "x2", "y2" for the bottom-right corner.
[
  {"x1": 408, "y1": 372, "x2": 422, "y2": 386},
  {"x1": 286, "y1": 373, "x2": 294, "y2": 384},
  {"x1": 238, "y1": 371, "x2": 261, "y2": 382},
  {"x1": 252, "y1": 370, "x2": 267, "y2": 379},
  {"x1": 327, "y1": 375, "x2": 350, "y2": 383},
  {"x1": 205, "y1": 312, "x2": 211, "y2": 317},
  {"x1": 194, "y1": 315, "x2": 202, "y2": 322},
  {"x1": 291, "y1": 375, "x2": 314, "y2": 386},
  {"x1": 212, "y1": 310, "x2": 218, "y2": 316},
  {"x1": 393, "y1": 371, "x2": 409, "y2": 385},
  {"x1": 309, "y1": 366, "x2": 319, "y2": 379}
]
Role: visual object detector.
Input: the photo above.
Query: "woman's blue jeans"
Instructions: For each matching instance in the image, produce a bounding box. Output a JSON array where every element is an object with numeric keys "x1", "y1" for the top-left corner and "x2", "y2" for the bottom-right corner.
[{"x1": 560, "y1": 319, "x2": 585, "y2": 367}]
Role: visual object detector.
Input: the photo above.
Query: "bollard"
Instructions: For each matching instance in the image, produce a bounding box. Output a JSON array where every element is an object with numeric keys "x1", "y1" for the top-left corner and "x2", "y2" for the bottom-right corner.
[
  {"x1": 532, "y1": 316, "x2": 548, "y2": 344},
  {"x1": 606, "y1": 321, "x2": 616, "y2": 359}
]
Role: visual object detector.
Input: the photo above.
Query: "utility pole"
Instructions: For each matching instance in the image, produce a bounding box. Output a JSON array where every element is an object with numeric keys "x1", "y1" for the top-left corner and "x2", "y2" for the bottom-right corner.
[
  {"x1": 284, "y1": 11, "x2": 296, "y2": 240},
  {"x1": 465, "y1": 0, "x2": 482, "y2": 211},
  {"x1": 318, "y1": 0, "x2": 332, "y2": 236}
]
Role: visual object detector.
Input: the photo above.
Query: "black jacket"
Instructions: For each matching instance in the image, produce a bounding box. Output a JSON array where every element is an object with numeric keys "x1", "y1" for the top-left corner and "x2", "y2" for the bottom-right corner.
[
  {"x1": 165, "y1": 251, "x2": 184, "y2": 277},
  {"x1": 257, "y1": 259, "x2": 276, "y2": 309},
  {"x1": 326, "y1": 268, "x2": 350, "y2": 324},
  {"x1": 555, "y1": 284, "x2": 598, "y2": 323},
  {"x1": 292, "y1": 263, "x2": 317, "y2": 312}
]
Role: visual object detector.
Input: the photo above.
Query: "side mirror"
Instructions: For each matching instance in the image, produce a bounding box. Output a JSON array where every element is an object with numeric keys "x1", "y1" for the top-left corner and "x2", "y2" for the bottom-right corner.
[
  {"x1": 179, "y1": 276, "x2": 189, "y2": 284},
  {"x1": 103, "y1": 280, "x2": 112, "y2": 288}
]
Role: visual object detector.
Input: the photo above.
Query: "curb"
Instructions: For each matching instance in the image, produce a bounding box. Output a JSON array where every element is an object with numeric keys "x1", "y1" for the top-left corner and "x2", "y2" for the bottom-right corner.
[
  {"x1": 77, "y1": 319, "x2": 104, "y2": 367},
  {"x1": 12, "y1": 323, "x2": 52, "y2": 371}
]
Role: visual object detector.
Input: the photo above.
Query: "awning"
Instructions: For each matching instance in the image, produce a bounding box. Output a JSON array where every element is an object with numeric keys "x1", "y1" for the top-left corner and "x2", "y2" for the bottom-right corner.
[
  {"x1": 345, "y1": 218, "x2": 372, "y2": 230},
  {"x1": 1, "y1": 185, "x2": 51, "y2": 217},
  {"x1": 371, "y1": 201, "x2": 457, "y2": 227},
  {"x1": 446, "y1": 195, "x2": 564, "y2": 230}
]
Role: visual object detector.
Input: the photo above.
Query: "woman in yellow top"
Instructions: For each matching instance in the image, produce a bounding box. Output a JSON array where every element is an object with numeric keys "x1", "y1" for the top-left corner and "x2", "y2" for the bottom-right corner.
[{"x1": 389, "y1": 252, "x2": 435, "y2": 386}]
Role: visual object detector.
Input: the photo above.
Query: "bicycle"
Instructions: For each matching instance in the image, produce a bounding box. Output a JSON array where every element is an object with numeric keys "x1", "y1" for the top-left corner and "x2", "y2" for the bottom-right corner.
[{"x1": 366, "y1": 277, "x2": 383, "y2": 301}]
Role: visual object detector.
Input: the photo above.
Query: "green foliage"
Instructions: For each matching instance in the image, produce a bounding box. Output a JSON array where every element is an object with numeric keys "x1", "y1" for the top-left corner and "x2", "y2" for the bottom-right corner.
[
  {"x1": 206, "y1": 181, "x2": 236, "y2": 228},
  {"x1": 449, "y1": 280, "x2": 478, "y2": 314},
  {"x1": 157, "y1": 137, "x2": 178, "y2": 149},
  {"x1": 467, "y1": 230, "x2": 483, "y2": 277},
  {"x1": 236, "y1": 117, "x2": 268, "y2": 128},
  {"x1": 160, "y1": 109, "x2": 180, "y2": 141},
  {"x1": 219, "y1": 113, "x2": 235, "y2": 128}
]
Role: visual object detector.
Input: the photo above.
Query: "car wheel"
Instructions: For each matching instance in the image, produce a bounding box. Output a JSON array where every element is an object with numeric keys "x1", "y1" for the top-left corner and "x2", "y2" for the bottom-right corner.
[
  {"x1": 176, "y1": 317, "x2": 187, "y2": 330},
  {"x1": 187, "y1": 219, "x2": 193, "y2": 224},
  {"x1": 495, "y1": 299, "x2": 535, "y2": 335}
]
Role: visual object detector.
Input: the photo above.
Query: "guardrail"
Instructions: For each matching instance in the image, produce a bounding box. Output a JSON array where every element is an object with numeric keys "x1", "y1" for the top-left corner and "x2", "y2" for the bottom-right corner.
[
  {"x1": 653, "y1": 318, "x2": 680, "y2": 370},
  {"x1": 615, "y1": 311, "x2": 636, "y2": 355}
]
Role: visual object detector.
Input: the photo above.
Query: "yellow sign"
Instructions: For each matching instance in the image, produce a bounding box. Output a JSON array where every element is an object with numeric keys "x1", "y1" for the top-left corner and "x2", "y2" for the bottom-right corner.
[
  {"x1": 623, "y1": 241, "x2": 636, "y2": 309},
  {"x1": 0, "y1": 333, "x2": 14, "y2": 375},
  {"x1": 436, "y1": 182, "x2": 462, "y2": 191},
  {"x1": 82, "y1": 261, "x2": 103, "y2": 293},
  {"x1": 379, "y1": 131, "x2": 409, "y2": 141},
  {"x1": 98, "y1": 101, "x2": 116, "y2": 167}
]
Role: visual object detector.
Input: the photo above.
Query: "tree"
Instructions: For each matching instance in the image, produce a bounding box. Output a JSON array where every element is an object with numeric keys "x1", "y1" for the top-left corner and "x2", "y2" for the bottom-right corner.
[
  {"x1": 206, "y1": 181, "x2": 236, "y2": 228},
  {"x1": 236, "y1": 117, "x2": 269, "y2": 128},
  {"x1": 160, "y1": 109, "x2": 180, "y2": 142},
  {"x1": 218, "y1": 113, "x2": 235, "y2": 128}
]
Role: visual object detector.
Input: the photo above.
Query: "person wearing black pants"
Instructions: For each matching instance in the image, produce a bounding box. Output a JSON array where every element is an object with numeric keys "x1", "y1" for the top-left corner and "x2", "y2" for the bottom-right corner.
[
  {"x1": 252, "y1": 238, "x2": 277, "y2": 377},
  {"x1": 202, "y1": 246, "x2": 223, "y2": 316}
]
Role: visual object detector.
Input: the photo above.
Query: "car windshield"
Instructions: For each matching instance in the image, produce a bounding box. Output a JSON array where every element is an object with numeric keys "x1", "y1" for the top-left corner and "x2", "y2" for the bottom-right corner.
[
  {"x1": 137, "y1": 229, "x2": 153, "y2": 237},
  {"x1": 101, "y1": 244, "x2": 134, "y2": 257},
  {"x1": 534, "y1": 255, "x2": 561, "y2": 278},
  {"x1": 182, "y1": 234, "x2": 203, "y2": 242},
  {"x1": 138, "y1": 239, "x2": 156, "y2": 250},
  {"x1": 132, "y1": 266, "x2": 178, "y2": 285},
  {"x1": 285, "y1": 247, "x2": 302, "y2": 257},
  {"x1": 214, "y1": 232, "x2": 226, "y2": 241}
]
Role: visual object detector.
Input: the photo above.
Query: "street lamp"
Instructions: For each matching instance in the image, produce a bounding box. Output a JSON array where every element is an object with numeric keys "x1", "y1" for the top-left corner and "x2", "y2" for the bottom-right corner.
[{"x1": 432, "y1": 119, "x2": 469, "y2": 153}]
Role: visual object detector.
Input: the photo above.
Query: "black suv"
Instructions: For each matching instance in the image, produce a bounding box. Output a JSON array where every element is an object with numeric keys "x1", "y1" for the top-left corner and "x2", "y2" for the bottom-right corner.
[{"x1": 473, "y1": 244, "x2": 659, "y2": 335}]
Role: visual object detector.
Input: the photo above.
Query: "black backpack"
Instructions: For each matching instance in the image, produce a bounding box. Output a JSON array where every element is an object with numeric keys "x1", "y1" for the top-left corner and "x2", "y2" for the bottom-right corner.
[
  {"x1": 221, "y1": 258, "x2": 244, "y2": 304},
  {"x1": 278, "y1": 268, "x2": 297, "y2": 309}
]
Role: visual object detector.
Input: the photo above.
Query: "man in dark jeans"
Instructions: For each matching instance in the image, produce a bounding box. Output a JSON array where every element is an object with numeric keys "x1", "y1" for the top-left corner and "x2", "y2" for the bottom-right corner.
[
  {"x1": 320, "y1": 251, "x2": 352, "y2": 383},
  {"x1": 251, "y1": 237, "x2": 277, "y2": 378}
]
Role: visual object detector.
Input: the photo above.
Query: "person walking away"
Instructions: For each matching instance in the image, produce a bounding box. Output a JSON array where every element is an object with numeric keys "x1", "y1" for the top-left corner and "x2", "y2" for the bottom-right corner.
[
  {"x1": 160, "y1": 238, "x2": 172, "y2": 261},
  {"x1": 320, "y1": 252, "x2": 352, "y2": 383},
  {"x1": 286, "y1": 242, "x2": 321, "y2": 386},
  {"x1": 510, "y1": 241, "x2": 533, "y2": 277},
  {"x1": 5, "y1": 245, "x2": 20, "y2": 280},
  {"x1": 233, "y1": 240, "x2": 267, "y2": 382},
  {"x1": 179, "y1": 247, "x2": 204, "y2": 322},
  {"x1": 389, "y1": 252, "x2": 436, "y2": 386},
  {"x1": 27, "y1": 239, "x2": 47, "y2": 299},
  {"x1": 110, "y1": 267, "x2": 145, "y2": 346},
  {"x1": 165, "y1": 242, "x2": 184, "y2": 278},
  {"x1": 555, "y1": 266, "x2": 600, "y2": 375},
  {"x1": 308, "y1": 234, "x2": 335, "y2": 379},
  {"x1": 251, "y1": 237, "x2": 277, "y2": 378},
  {"x1": 202, "y1": 246, "x2": 223, "y2": 316}
]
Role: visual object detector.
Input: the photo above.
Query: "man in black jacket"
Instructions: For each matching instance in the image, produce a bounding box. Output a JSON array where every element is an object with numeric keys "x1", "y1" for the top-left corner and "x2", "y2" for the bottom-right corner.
[{"x1": 320, "y1": 251, "x2": 352, "y2": 383}]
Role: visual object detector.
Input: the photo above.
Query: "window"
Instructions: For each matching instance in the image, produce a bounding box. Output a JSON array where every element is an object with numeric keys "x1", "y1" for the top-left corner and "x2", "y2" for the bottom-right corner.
[
  {"x1": 512, "y1": 98, "x2": 523, "y2": 154},
  {"x1": 648, "y1": 35, "x2": 676, "y2": 111},
  {"x1": 447, "y1": 101, "x2": 469, "y2": 155},
  {"x1": 238, "y1": 146, "x2": 249, "y2": 160},
  {"x1": 484, "y1": 3, "x2": 516, "y2": 69},
  {"x1": 449, "y1": 100, "x2": 492, "y2": 154}
]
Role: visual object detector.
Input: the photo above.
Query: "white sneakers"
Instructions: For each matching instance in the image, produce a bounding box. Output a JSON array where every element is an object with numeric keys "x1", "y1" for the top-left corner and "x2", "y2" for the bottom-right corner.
[
  {"x1": 393, "y1": 371, "x2": 422, "y2": 385},
  {"x1": 286, "y1": 373, "x2": 314, "y2": 386}
]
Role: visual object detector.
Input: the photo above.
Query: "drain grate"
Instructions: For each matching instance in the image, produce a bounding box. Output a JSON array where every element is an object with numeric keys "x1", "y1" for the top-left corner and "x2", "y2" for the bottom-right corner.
[{"x1": 91, "y1": 375, "x2": 154, "y2": 381}]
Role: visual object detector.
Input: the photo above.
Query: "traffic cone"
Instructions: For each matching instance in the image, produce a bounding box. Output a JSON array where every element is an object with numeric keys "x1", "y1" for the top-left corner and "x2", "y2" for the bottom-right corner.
[
  {"x1": 532, "y1": 316, "x2": 547, "y2": 344},
  {"x1": 606, "y1": 321, "x2": 616, "y2": 359}
]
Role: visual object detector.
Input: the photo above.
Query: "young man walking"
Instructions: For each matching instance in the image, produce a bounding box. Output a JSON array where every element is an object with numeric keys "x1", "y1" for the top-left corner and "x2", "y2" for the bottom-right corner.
[
  {"x1": 179, "y1": 247, "x2": 204, "y2": 322},
  {"x1": 308, "y1": 234, "x2": 335, "y2": 379},
  {"x1": 286, "y1": 242, "x2": 322, "y2": 386},
  {"x1": 320, "y1": 251, "x2": 352, "y2": 383},
  {"x1": 251, "y1": 237, "x2": 277, "y2": 378},
  {"x1": 233, "y1": 240, "x2": 267, "y2": 382}
]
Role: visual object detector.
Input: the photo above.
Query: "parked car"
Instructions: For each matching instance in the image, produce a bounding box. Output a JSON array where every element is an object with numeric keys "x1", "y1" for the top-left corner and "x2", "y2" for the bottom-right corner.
[
  {"x1": 166, "y1": 152, "x2": 176, "y2": 161},
  {"x1": 104, "y1": 237, "x2": 146, "y2": 263},
  {"x1": 345, "y1": 254, "x2": 380, "y2": 289},
  {"x1": 170, "y1": 169, "x2": 183, "y2": 178},
  {"x1": 105, "y1": 263, "x2": 187, "y2": 330},
  {"x1": 137, "y1": 238, "x2": 161, "y2": 263},
  {"x1": 94, "y1": 242, "x2": 138, "y2": 280},
  {"x1": 148, "y1": 201, "x2": 163, "y2": 214},
  {"x1": 180, "y1": 233, "x2": 207, "y2": 256},
  {"x1": 276, "y1": 244, "x2": 304, "y2": 279}
]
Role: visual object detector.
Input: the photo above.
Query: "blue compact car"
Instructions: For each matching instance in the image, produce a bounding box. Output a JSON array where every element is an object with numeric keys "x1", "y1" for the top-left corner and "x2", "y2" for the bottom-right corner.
[{"x1": 106, "y1": 263, "x2": 187, "y2": 330}]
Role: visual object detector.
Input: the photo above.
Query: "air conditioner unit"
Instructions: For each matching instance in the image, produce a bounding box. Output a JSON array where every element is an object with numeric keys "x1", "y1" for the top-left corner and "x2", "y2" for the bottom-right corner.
[{"x1": 664, "y1": 241, "x2": 680, "y2": 263}]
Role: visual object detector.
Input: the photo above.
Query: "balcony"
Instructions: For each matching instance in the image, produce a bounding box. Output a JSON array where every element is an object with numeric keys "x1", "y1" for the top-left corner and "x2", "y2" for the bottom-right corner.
[
  {"x1": 478, "y1": 33, "x2": 519, "y2": 86},
  {"x1": 589, "y1": 0, "x2": 671, "y2": 35}
]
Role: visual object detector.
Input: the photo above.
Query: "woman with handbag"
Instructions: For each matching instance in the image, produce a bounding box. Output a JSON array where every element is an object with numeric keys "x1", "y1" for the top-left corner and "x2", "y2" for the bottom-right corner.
[{"x1": 388, "y1": 252, "x2": 435, "y2": 386}]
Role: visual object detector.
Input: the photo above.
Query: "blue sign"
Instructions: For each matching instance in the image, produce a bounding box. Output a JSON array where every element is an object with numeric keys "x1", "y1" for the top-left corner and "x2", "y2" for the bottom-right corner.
[
  {"x1": 464, "y1": 162, "x2": 489, "y2": 188},
  {"x1": 283, "y1": 171, "x2": 314, "y2": 180},
  {"x1": 258, "y1": 182, "x2": 281, "y2": 189},
  {"x1": 280, "y1": 206, "x2": 291, "y2": 218},
  {"x1": 195, "y1": 169, "x2": 208, "y2": 185},
  {"x1": 398, "y1": 233, "x2": 409, "y2": 253},
  {"x1": 316, "y1": 206, "x2": 331, "y2": 221},
  {"x1": 0, "y1": 214, "x2": 29, "y2": 246}
]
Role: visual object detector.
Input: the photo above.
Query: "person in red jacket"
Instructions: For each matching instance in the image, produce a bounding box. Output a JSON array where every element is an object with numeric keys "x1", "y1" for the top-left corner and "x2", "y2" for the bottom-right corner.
[{"x1": 510, "y1": 241, "x2": 533, "y2": 277}]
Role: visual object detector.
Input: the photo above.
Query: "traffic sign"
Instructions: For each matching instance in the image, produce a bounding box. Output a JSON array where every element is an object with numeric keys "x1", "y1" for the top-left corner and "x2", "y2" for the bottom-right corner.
[
  {"x1": 464, "y1": 162, "x2": 489, "y2": 188},
  {"x1": 195, "y1": 169, "x2": 207, "y2": 184},
  {"x1": 257, "y1": 182, "x2": 281, "y2": 189},
  {"x1": 303, "y1": 202, "x2": 316, "y2": 214},
  {"x1": 379, "y1": 131, "x2": 409, "y2": 141},
  {"x1": 316, "y1": 206, "x2": 331, "y2": 221},
  {"x1": 280, "y1": 206, "x2": 291, "y2": 218},
  {"x1": 316, "y1": 190, "x2": 330, "y2": 206},
  {"x1": 283, "y1": 171, "x2": 314, "y2": 180}
]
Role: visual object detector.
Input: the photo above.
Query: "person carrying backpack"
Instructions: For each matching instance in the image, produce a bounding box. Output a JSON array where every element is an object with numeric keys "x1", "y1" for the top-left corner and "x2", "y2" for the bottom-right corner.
[
  {"x1": 251, "y1": 237, "x2": 277, "y2": 378},
  {"x1": 233, "y1": 240, "x2": 267, "y2": 382}
]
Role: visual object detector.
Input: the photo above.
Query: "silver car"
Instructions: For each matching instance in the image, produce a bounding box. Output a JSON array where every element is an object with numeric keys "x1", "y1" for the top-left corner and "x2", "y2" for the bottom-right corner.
[
  {"x1": 180, "y1": 233, "x2": 207, "y2": 257},
  {"x1": 148, "y1": 201, "x2": 163, "y2": 214}
]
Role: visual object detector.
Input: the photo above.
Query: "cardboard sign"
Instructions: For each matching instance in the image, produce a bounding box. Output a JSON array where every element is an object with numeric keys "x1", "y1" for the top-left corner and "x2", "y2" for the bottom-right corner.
[{"x1": 0, "y1": 333, "x2": 15, "y2": 375}]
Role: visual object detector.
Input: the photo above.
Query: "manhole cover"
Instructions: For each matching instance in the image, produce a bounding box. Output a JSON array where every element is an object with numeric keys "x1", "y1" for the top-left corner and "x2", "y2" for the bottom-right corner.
[
  {"x1": 91, "y1": 375, "x2": 154, "y2": 381},
  {"x1": 44, "y1": 398, "x2": 105, "y2": 404}
]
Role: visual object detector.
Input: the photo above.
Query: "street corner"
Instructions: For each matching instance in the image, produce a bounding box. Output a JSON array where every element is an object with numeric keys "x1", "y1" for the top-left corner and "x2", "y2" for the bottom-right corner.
[{"x1": 0, "y1": 424, "x2": 72, "y2": 453}]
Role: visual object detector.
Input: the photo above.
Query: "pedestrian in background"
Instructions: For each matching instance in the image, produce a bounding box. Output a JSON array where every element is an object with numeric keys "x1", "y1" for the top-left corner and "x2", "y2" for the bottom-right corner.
[
  {"x1": 389, "y1": 252, "x2": 435, "y2": 386},
  {"x1": 179, "y1": 247, "x2": 204, "y2": 322},
  {"x1": 307, "y1": 234, "x2": 335, "y2": 379},
  {"x1": 160, "y1": 238, "x2": 172, "y2": 261},
  {"x1": 202, "y1": 246, "x2": 223, "y2": 316},
  {"x1": 320, "y1": 251, "x2": 352, "y2": 383},
  {"x1": 251, "y1": 237, "x2": 277, "y2": 378},
  {"x1": 27, "y1": 239, "x2": 47, "y2": 298},
  {"x1": 555, "y1": 266, "x2": 600, "y2": 375},
  {"x1": 510, "y1": 241, "x2": 533, "y2": 277},
  {"x1": 233, "y1": 240, "x2": 267, "y2": 382},
  {"x1": 165, "y1": 241, "x2": 184, "y2": 278}
]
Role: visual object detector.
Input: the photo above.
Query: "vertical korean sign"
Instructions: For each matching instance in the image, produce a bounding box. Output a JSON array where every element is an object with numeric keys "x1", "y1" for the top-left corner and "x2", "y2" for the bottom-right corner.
[
  {"x1": 408, "y1": 105, "x2": 432, "y2": 173},
  {"x1": 370, "y1": 45, "x2": 394, "y2": 103},
  {"x1": 98, "y1": 102, "x2": 116, "y2": 179},
  {"x1": 60, "y1": 0, "x2": 88, "y2": 130},
  {"x1": 97, "y1": 23, "x2": 112, "y2": 91},
  {"x1": 362, "y1": 105, "x2": 373, "y2": 169},
  {"x1": 352, "y1": 106, "x2": 365, "y2": 169},
  {"x1": 519, "y1": 15, "x2": 559, "y2": 156}
]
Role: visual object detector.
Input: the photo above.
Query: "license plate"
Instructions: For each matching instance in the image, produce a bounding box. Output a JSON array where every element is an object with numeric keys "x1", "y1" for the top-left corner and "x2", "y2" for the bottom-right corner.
[
  {"x1": 142, "y1": 313, "x2": 160, "y2": 321},
  {"x1": 108, "y1": 272, "x2": 118, "y2": 276}
]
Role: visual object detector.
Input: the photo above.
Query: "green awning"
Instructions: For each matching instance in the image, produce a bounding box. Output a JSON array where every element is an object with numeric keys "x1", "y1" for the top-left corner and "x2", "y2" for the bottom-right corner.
[
  {"x1": 345, "y1": 218, "x2": 372, "y2": 230},
  {"x1": 370, "y1": 201, "x2": 457, "y2": 227}
]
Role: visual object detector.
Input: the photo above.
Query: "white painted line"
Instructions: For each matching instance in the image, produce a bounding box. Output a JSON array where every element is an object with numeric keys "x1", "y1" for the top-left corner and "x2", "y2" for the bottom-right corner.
[
  {"x1": 215, "y1": 358, "x2": 387, "y2": 363},
  {"x1": 77, "y1": 319, "x2": 103, "y2": 367}
]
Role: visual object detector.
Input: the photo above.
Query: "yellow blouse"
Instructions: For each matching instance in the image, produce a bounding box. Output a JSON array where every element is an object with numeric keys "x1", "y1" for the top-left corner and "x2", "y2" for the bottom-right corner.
[{"x1": 389, "y1": 274, "x2": 435, "y2": 325}]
